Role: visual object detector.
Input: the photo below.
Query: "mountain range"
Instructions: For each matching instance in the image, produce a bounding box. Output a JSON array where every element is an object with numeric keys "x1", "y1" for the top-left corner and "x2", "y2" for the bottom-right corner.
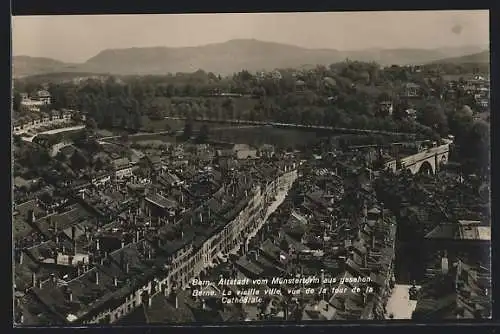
[
  {"x1": 428, "y1": 50, "x2": 490, "y2": 64},
  {"x1": 12, "y1": 39, "x2": 489, "y2": 78}
]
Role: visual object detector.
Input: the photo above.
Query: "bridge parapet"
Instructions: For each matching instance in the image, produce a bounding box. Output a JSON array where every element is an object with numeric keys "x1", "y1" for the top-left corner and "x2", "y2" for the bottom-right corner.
[
  {"x1": 384, "y1": 142, "x2": 450, "y2": 174},
  {"x1": 400, "y1": 143, "x2": 450, "y2": 164}
]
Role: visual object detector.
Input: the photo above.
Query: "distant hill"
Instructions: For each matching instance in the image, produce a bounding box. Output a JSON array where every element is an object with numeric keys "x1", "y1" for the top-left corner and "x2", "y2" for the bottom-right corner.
[
  {"x1": 12, "y1": 39, "x2": 489, "y2": 78},
  {"x1": 12, "y1": 56, "x2": 81, "y2": 78},
  {"x1": 428, "y1": 50, "x2": 490, "y2": 64}
]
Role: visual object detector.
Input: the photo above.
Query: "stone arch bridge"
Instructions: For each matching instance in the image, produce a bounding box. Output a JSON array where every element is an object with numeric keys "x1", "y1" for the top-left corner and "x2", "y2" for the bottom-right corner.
[{"x1": 385, "y1": 142, "x2": 451, "y2": 175}]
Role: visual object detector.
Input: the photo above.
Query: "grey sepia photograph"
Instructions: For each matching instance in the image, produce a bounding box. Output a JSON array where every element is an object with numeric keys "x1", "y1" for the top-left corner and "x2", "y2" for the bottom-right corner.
[{"x1": 12, "y1": 10, "x2": 491, "y2": 325}]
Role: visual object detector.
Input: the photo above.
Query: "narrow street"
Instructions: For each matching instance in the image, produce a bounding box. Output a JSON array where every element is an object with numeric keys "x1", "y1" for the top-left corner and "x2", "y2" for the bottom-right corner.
[{"x1": 385, "y1": 284, "x2": 419, "y2": 319}]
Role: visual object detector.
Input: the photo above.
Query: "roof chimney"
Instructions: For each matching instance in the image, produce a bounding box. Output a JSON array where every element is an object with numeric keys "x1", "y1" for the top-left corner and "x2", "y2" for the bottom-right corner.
[
  {"x1": 126, "y1": 262, "x2": 130, "y2": 274},
  {"x1": 71, "y1": 225, "x2": 76, "y2": 241},
  {"x1": 96, "y1": 239, "x2": 100, "y2": 251},
  {"x1": 32, "y1": 272, "x2": 36, "y2": 287},
  {"x1": 95, "y1": 271, "x2": 99, "y2": 285},
  {"x1": 66, "y1": 289, "x2": 73, "y2": 302},
  {"x1": 441, "y1": 251, "x2": 449, "y2": 275},
  {"x1": 114, "y1": 277, "x2": 118, "y2": 287},
  {"x1": 19, "y1": 249, "x2": 24, "y2": 265},
  {"x1": 456, "y1": 259, "x2": 463, "y2": 278}
]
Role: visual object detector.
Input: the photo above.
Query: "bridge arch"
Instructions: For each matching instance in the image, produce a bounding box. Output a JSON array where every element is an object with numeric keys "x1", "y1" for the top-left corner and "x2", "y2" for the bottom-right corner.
[
  {"x1": 419, "y1": 161, "x2": 434, "y2": 175},
  {"x1": 440, "y1": 154, "x2": 448, "y2": 166}
]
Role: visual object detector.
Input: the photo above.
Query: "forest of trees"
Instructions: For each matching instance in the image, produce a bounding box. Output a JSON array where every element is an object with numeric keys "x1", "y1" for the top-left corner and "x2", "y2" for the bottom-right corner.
[{"x1": 13, "y1": 60, "x2": 489, "y2": 176}]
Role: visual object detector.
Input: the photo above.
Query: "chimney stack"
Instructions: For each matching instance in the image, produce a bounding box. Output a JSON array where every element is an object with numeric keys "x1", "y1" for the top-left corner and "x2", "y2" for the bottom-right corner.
[
  {"x1": 441, "y1": 251, "x2": 449, "y2": 275},
  {"x1": 114, "y1": 277, "x2": 118, "y2": 287},
  {"x1": 96, "y1": 239, "x2": 100, "y2": 251},
  {"x1": 71, "y1": 225, "x2": 76, "y2": 241},
  {"x1": 126, "y1": 262, "x2": 130, "y2": 274},
  {"x1": 32, "y1": 272, "x2": 36, "y2": 287},
  {"x1": 19, "y1": 249, "x2": 24, "y2": 265},
  {"x1": 456, "y1": 259, "x2": 463, "y2": 278},
  {"x1": 95, "y1": 271, "x2": 99, "y2": 285},
  {"x1": 121, "y1": 239, "x2": 125, "y2": 248},
  {"x1": 31, "y1": 210, "x2": 36, "y2": 223}
]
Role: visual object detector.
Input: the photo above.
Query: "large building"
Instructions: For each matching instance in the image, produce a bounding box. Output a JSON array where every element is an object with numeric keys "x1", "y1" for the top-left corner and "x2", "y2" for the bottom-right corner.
[{"x1": 20, "y1": 90, "x2": 52, "y2": 112}]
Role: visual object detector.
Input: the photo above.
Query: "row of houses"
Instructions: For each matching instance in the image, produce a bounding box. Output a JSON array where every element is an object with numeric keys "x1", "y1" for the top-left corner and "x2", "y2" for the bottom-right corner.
[{"x1": 13, "y1": 111, "x2": 74, "y2": 135}]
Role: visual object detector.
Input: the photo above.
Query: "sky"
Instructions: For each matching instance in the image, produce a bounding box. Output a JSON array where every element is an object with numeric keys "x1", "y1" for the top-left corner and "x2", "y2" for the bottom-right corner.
[{"x1": 12, "y1": 10, "x2": 489, "y2": 63}]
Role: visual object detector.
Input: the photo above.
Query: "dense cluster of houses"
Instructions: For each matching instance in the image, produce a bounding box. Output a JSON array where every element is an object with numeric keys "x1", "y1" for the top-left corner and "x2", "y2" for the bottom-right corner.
[
  {"x1": 13, "y1": 110, "x2": 76, "y2": 135},
  {"x1": 13, "y1": 135, "x2": 302, "y2": 324}
]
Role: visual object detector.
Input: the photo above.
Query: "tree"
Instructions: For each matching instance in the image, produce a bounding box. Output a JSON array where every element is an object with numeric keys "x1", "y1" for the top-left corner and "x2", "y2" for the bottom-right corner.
[
  {"x1": 279, "y1": 239, "x2": 289, "y2": 251},
  {"x1": 417, "y1": 103, "x2": 448, "y2": 136},
  {"x1": 70, "y1": 150, "x2": 88, "y2": 171},
  {"x1": 13, "y1": 92, "x2": 22, "y2": 113},
  {"x1": 93, "y1": 157, "x2": 106, "y2": 171},
  {"x1": 196, "y1": 124, "x2": 210, "y2": 143},
  {"x1": 181, "y1": 122, "x2": 193, "y2": 140},
  {"x1": 72, "y1": 112, "x2": 84, "y2": 123},
  {"x1": 131, "y1": 112, "x2": 142, "y2": 131},
  {"x1": 85, "y1": 117, "x2": 98, "y2": 131},
  {"x1": 164, "y1": 123, "x2": 172, "y2": 134},
  {"x1": 120, "y1": 133, "x2": 129, "y2": 143}
]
